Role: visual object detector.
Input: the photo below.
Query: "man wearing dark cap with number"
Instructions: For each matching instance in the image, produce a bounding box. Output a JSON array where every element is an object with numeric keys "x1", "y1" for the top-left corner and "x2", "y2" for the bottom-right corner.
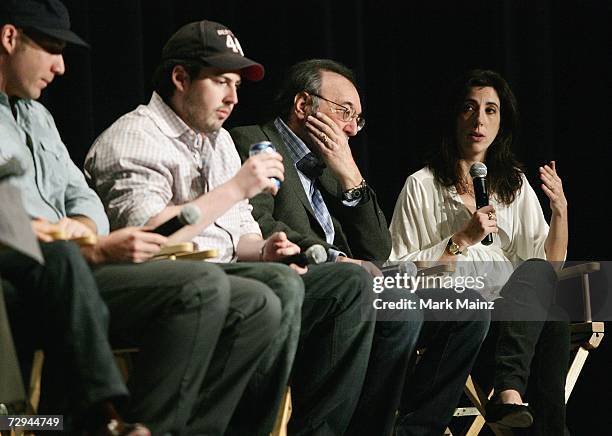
[
  {"x1": 85, "y1": 19, "x2": 405, "y2": 436},
  {"x1": 0, "y1": 2, "x2": 289, "y2": 435}
]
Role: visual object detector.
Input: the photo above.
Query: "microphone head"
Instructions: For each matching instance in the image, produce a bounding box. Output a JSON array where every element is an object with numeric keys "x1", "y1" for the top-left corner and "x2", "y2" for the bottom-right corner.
[
  {"x1": 178, "y1": 204, "x2": 201, "y2": 225},
  {"x1": 397, "y1": 261, "x2": 418, "y2": 277},
  {"x1": 469, "y1": 162, "x2": 487, "y2": 178},
  {"x1": 304, "y1": 244, "x2": 328, "y2": 264}
]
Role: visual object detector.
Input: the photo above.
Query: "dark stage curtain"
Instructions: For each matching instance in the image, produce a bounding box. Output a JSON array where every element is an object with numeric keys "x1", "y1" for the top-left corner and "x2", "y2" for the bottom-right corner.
[{"x1": 40, "y1": 2, "x2": 610, "y2": 433}]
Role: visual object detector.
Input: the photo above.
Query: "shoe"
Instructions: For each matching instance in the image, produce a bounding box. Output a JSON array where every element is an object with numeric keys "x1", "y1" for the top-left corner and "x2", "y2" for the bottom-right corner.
[
  {"x1": 485, "y1": 401, "x2": 534, "y2": 428},
  {"x1": 83, "y1": 401, "x2": 151, "y2": 436}
]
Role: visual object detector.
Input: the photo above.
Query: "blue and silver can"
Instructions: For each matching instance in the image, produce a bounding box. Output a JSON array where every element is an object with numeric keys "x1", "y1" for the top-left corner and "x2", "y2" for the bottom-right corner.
[{"x1": 249, "y1": 141, "x2": 281, "y2": 189}]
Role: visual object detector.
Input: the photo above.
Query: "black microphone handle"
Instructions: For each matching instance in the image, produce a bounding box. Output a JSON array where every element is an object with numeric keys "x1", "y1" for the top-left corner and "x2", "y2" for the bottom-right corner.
[
  {"x1": 152, "y1": 216, "x2": 184, "y2": 236},
  {"x1": 473, "y1": 176, "x2": 493, "y2": 246},
  {"x1": 279, "y1": 252, "x2": 309, "y2": 267}
]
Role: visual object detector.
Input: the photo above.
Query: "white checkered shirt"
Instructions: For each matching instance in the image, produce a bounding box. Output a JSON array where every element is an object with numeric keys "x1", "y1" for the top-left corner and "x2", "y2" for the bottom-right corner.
[{"x1": 84, "y1": 92, "x2": 262, "y2": 262}]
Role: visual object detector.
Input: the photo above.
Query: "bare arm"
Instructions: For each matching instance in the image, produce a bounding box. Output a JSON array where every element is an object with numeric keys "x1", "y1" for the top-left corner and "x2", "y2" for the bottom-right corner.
[
  {"x1": 541, "y1": 161, "x2": 568, "y2": 264},
  {"x1": 150, "y1": 152, "x2": 284, "y2": 245}
]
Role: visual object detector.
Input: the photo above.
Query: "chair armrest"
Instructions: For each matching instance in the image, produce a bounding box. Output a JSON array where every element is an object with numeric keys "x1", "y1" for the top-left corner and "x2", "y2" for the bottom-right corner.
[
  {"x1": 155, "y1": 242, "x2": 194, "y2": 258},
  {"x1": 171, "y1": 249, "x2": 218, "y2": 260},
  {"x1": 557, "y1": 262, "x2": 601, "y2": 322},
  {"x1": 152, "y1": 243, "x2": 218, "y2": 261},
  {"x1": 556, "y1": 262, "x2": 600, "y2": 281},
  {"x1": 50, "y1": 231, "x2": 97, "y2": 246}
]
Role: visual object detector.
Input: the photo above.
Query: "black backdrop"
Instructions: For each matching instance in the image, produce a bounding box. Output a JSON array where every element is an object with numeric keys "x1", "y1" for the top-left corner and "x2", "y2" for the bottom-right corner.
[{"x1": 41, "y1": 1, "x2": 610, "y2": 433}]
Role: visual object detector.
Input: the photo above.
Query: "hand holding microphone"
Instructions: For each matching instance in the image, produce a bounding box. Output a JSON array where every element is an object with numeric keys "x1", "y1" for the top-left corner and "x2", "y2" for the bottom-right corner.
[
  {"x1": 151, "y1": 204, "x2": 201, "y2": 236},
  {"x1": 279, "y1": 244, "x2": 327, "y2": 267},
  {"x1": 470, "y1": 162, "x2": 494, "y2": 246},
  {"x1": 260, "y1": 231, "x2": 326, "y2": 267}
]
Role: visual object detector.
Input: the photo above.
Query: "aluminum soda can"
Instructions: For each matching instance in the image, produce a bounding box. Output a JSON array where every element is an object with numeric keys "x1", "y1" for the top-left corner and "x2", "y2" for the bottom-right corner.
[{"x1": 249, "y1": 141, "x2": 281, "y2": 189}]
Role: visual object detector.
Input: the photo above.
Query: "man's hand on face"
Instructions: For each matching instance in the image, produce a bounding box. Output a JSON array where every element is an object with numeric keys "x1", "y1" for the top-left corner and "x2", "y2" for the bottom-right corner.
[
  {"x1": 231, "y1": 152, "x2": 285, "y2": 198},
  {"x1": 305, "y1": 112, "x2": 363, "y2": 190},
  {"x1": 261, "y1": 231, "x2": 308, "y2": 275},
  {"x1": 83, "y1": 227, "x2": 167, "y2": 265}
]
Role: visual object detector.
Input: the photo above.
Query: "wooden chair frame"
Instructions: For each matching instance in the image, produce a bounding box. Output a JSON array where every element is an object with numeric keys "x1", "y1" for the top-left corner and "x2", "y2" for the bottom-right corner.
[{"x1": 448, "y1": 262, "x2": 605, "y2": 436}]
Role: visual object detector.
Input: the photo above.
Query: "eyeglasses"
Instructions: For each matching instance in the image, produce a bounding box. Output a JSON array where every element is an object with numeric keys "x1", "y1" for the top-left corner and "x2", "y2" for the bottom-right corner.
[{"x1": 308, "y1": 92, "x2": 366, "y2": 131}]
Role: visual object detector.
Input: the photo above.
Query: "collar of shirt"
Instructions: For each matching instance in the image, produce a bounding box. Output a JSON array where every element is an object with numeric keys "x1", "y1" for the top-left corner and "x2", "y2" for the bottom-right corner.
[
  {"x1": 147, "y1": 92, "x2": 220, "y2": 152},
  {"x1": 0, "y1": 92, "x2": 10, "y2": 111},
  {"x1": 273, "y1": 117, "x2": 312, "y2": 165}
]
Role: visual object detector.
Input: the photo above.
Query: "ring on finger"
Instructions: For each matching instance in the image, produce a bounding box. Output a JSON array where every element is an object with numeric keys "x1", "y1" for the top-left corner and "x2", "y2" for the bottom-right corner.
[
  {"x1": 321, "y1": 134, "x2": 329, "y2": 145},
  {"x1": 488, "y1": 211, "x2": 496, "y2": 220}
]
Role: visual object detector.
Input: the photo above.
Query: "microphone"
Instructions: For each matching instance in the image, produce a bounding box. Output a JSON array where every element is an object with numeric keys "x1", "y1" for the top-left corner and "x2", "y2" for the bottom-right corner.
[
  {"x1": 381, "y1": 260, "x2": 418, "y2": 277},
  {"x1": 280, "y1": 244, "x2": 327, "y2": 267},
  {"x1": 470, "y1": 162, "x2": 493, "y2": 245},
  {"x1": 152, "y1": 204, "x2": 201, "y2": 236},
  {"x1": 0, "y1": 157, "x2": 25, "y2": 182}
]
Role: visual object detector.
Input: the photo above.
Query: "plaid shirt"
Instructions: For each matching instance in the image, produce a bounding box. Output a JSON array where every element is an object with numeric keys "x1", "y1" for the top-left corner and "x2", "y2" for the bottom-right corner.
[
  {"x1": 274, "y1": 118, "x2": 336, "y2": 245},
  {"x1": 85, "y1": 92, "x2": 261, "y2": 262}
]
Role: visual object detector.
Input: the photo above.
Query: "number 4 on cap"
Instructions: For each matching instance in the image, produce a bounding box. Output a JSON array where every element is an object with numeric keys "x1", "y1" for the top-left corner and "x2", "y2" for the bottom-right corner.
[{"x1": 225, "y1": 35, "x2": 244, "y2": 56}]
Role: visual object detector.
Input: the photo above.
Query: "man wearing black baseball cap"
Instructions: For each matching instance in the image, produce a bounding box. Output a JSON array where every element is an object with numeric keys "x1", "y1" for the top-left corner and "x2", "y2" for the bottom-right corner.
[
  {"x1": 160, "y1": 19, "x2": 264, "y2": 81},
  {"x1": 0, "y1": 2, "x2": 151, "y2": 434},
  {"x1": 87, "y1": 19, "x2": 378, "y2": 436},
  {"x1": 0, "y1": 0, "x2": 88, "y2": 47},
  {"x1": 1, "y1": 4, "x2": 286, "y2": 436}
]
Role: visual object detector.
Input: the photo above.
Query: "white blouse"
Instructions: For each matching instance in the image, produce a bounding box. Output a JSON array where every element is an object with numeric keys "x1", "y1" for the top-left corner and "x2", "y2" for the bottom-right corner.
[{"x1": 389, "y1": 167, "x2": 549, "y2": 300}]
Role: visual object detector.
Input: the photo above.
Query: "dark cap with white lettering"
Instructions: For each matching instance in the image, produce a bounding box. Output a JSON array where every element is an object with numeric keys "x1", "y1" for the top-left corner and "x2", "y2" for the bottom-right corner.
[{"x1": 161, "y1": 20, "x2": 264, "y2": 81}]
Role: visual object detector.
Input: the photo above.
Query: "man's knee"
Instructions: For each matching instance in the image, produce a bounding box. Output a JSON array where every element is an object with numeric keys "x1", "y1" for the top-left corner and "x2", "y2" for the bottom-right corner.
[
  {"x1": 41, "y1": 240, "x2": 90, "y2": 273},
  {"x1": 331, "y1": 262, "x2": 372, "y2": 300},
  {"x1": 258, "y1": 263, "x2": 305, "y2": 310},
  {"x1": 173, "y1": 262, "x2": 231, "y2": 313},
  {"x1": 250, "y1": 285, "x2": 282, "y2": 337},
  {"x1": 518, "y1": 258, "x2": 557, "y2": 285}
]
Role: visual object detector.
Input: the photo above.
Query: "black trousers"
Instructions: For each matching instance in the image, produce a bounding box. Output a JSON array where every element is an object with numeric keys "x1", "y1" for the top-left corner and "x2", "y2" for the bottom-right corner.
[
  {"x1": 2, "y1": 240, "x2": 284, "y2": 435},
  {"x1": 395, "y1": 288, "x2": 491, "y2": 436},
  {"x1": 288, "y1": 262, "x2": 378, "y2": 436},
  {"x1": 474, "y1": 259, "x2": 570, "y2": 436},
  {"x1": 219, "y1": 262, "x2": 305, "y2": 436},
  {"x1": 93, "y1": 259, "x2": 284, "y2": 436},
  {"x1": 227, "y1": 262, "x2": 379, "y2": 436},
  {"x1": 0, "y1": 241, "x2": 128, "y2": 429}
]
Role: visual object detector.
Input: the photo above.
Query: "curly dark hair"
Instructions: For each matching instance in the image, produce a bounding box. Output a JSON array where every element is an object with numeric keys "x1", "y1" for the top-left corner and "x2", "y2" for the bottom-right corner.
[{"x1": 428, "y1": 69, "x2": 524, "y2": 205}]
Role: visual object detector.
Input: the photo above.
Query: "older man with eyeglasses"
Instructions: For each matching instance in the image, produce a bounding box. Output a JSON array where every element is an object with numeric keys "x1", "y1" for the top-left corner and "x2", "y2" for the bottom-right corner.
[
  {"x1": 232, "y1": 59, "x2": 378, "y2": 267},
  {"x1": 231, "y1": 59, "x2": 490, "y2": 436}
]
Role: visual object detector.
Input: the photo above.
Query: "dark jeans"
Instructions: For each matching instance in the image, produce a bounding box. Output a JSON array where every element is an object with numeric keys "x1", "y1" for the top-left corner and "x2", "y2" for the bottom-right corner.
[
  {"x1": 94, "y1": 259, "x2": 284, "y2": 436},
  {"x1": 346, "y1": 287, "x2": 423, "y2": 436},
  {"x1": 288, "y1": 262, "x2": 378, "y2": 436},
  {"x1": 474, "y1": 259, "x2": 570, "y2": 436},
  {"x1": 0, "y1": 241, "x2": 128, "y2": 429},
  {"x1": 221, "y1": 262, "x2": 305, "y2": 436},
  {"x1": 396, "y1": 287, "x2": 491, "y2": 436}
]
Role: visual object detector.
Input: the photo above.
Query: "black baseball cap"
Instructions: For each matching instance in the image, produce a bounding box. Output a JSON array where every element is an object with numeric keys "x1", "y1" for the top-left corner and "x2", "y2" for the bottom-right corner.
[
  {"x1": 0, "y1": 0, "x2": 89, "y2": 47},
  {"x1": 161, "y1": 20, "x2": 264, "y2": 82}
]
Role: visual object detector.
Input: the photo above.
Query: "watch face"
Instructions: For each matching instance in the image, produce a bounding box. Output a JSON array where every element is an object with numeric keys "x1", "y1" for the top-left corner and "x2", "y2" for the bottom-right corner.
[{"x1": 447, "y1": 239, "x2": 461, "y2": 255}]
